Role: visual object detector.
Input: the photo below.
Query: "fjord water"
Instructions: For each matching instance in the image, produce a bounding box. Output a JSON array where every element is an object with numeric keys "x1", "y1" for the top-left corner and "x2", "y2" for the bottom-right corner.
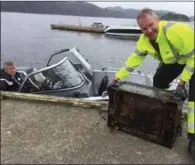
[{"x1": 1, "y1": 12, "x2": 193, "y2": 74}]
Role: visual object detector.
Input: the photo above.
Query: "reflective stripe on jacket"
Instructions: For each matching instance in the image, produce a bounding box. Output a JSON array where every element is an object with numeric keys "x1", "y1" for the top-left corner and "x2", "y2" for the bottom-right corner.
[
  {"x1": 188, "y1": 101, "x2": 195, "y2": 134},
  {"x1": 116, "y1": 21, "x2": 194, "y2": 82}
]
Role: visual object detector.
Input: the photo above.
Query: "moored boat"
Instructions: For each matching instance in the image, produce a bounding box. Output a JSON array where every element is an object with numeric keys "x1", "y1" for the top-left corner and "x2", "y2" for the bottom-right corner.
[{"x1": 104, "y1": 25, "x2": 142, "y2": 38}]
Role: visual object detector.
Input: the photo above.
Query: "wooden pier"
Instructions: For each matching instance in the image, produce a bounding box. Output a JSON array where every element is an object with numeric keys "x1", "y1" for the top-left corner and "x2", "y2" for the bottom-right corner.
[{"x1": 50, "y1": 24, "x2": 105, "y2": 33}]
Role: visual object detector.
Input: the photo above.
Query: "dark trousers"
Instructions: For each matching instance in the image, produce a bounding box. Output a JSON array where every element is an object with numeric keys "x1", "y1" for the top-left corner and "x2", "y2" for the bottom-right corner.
[{"x1": 153, "y1": 63, "x2": 195, "y2": 139}]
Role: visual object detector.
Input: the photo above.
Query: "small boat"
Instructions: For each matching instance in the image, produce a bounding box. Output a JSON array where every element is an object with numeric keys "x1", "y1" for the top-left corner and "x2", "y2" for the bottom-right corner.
[
  {"x1": 91, "y1": 22, "x2": 106, "y2": 28},
  {"x1": 104, "y1": 25, "x2": 142, "y2": 39},
  {"x1": 15, "y1": 47, "x2": 188, "y2": 110},
  {"x1": 16, "y1": 47, "x2": 117, "y2": 100}
]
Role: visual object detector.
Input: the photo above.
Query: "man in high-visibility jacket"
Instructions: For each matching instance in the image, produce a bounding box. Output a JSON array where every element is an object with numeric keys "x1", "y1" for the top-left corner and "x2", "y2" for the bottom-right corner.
[{"x1": 112, "y1": 8, "x2": 194, "y2": 159}]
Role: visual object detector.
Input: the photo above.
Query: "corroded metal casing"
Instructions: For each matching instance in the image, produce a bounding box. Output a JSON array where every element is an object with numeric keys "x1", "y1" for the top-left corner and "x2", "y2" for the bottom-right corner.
[{"x1": 107, "y1": 81, "x2": 183, "y2": 148}]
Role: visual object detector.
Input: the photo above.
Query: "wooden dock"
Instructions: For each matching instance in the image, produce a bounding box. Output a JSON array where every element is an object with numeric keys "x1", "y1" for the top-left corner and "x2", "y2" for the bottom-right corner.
[{"x1": 50, "y1": 24, "x2": 105, "y2": 33}]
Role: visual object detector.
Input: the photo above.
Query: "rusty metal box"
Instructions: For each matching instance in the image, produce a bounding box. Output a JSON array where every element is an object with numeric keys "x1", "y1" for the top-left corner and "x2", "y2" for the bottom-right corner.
[{"x1": 107, "y1": 81, "x2": 183, "y2": 148}]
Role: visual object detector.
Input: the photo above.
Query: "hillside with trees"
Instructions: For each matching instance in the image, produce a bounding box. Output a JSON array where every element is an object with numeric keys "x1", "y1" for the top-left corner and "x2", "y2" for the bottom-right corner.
[
  {"x1": 160, "y1": 12, "x2": 191, "y2": 21},
  {"x1": 1, "y1": 1, "x2": 192, "y2": 22}
]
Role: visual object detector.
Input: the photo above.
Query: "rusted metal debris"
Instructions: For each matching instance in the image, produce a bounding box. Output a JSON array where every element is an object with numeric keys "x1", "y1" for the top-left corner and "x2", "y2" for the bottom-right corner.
[{"x1": 107, "y1": 81, "x2": 183, "y2": 148}]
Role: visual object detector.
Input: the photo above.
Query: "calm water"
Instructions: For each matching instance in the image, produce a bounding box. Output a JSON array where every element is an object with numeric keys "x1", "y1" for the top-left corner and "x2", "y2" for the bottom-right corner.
[{"x1": 1, "y1": 12, "x2": 193, "y2": 74}]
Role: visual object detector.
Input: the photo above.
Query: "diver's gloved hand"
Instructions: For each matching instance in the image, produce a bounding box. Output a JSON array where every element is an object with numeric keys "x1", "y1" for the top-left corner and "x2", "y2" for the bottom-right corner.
[
  {"x1": 174, "y1": 81, "x2": 188, "y2": 101},
  {"x1": 107, "y1": 77, "x2": 120, "y2": 88}
]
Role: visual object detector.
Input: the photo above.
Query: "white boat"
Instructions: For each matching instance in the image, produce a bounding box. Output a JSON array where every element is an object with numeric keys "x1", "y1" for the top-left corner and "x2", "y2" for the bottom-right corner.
[{"x1": 104, "y1": 25, "x2": 142, "y2": 39}]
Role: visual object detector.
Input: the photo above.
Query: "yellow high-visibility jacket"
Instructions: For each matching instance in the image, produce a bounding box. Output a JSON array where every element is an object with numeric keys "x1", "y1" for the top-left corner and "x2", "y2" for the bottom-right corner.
[{"x1": 116, "y1": 21, "x2": 194, "y2": 83}]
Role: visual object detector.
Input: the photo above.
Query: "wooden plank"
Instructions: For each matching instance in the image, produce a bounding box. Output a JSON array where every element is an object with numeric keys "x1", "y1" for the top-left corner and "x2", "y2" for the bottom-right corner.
[{"x1": 0, "y1": 91, "x2": 108, "y2": 108}]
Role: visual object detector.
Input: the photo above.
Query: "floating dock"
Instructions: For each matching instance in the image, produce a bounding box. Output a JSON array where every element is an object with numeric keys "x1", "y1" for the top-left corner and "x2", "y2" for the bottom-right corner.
[{"x1": 51, "y1": 24, "x2": 105, "y2": 33}]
